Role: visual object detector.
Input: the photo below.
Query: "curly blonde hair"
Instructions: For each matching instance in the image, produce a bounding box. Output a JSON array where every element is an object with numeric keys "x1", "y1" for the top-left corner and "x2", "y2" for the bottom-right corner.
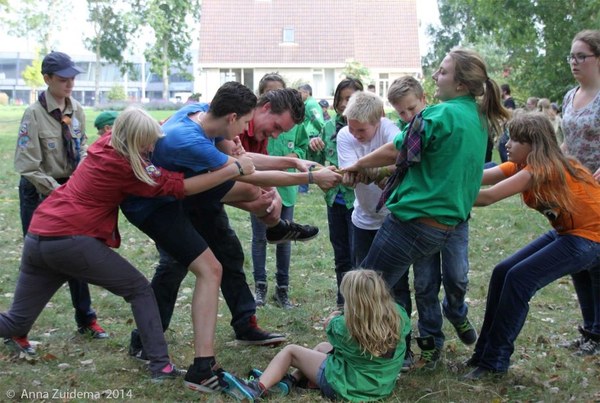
[{"x1": 340, "y1": 270, "x2": 401, "y2": 357}]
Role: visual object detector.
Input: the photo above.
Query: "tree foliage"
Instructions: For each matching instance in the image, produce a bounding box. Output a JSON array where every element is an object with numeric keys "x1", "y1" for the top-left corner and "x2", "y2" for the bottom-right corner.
[
  {"x1": 86, "y1": 0, "x2": 138, "y2": 106},
  {"x1": 21, "y1": 53, "x2": 44, "y2": 103},
  {"x1": 136, "y1": 0, "x2": 200, "y2": 100},
  {"x1": 341, "y1": 59, "x2": 371, "y2": 85},
  {"x1": 425, "y1": 0, "x2": 600, "y2": 104},
  {"x1": 107, "y1": 85, "x2": 127, "y2": 101},
  {"x1": 4, "y1": 0, "x2": 70, "y2": 53}
]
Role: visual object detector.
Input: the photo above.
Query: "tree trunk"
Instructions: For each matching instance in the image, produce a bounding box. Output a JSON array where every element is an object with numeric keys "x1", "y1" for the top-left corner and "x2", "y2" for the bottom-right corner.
[{"x1": 161, "y1": 38, "x2": 169, "y2": 101}]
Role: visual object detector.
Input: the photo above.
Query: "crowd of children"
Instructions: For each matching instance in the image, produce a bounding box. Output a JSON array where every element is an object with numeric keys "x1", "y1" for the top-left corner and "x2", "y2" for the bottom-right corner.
[{"x1": 1, "y1": 28, "x2": 599, "y2": 402}]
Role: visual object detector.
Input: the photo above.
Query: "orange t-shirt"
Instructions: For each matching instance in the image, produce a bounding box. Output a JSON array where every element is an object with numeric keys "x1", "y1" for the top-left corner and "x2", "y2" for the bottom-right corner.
[{"x1": 499, "y1": 162, "x2": 600, "y2": 243}]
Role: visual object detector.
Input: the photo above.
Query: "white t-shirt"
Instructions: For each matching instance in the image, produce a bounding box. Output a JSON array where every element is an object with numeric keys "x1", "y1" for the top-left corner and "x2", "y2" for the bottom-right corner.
[{"x1": 337, "y1": 117, "x2": 400, "y2": 230}]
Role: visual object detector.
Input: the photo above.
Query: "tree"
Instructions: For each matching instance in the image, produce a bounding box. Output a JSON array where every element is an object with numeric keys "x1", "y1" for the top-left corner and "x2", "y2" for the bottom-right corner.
[
  {"x1": 107, "y1": 85, "x2": 126, "y2": 101},
  {"x1": 341, "y1": 59, "x2": 371, "y2": 85},
  {"x1": 21, "y1": 53, "x2": 45, "y2": 104},
  {"x1": 137, "y1": 0, "x2": 200, "y2": 100},
  {"x1": 425, "y1": 0, "x2": 600, "y2": 104},
  {"x1": 4, "y1": 0, "x2": 71, "y2": 53},
  {"x1": 86, "y1": 0, "x2": 138, "y2": 106}
]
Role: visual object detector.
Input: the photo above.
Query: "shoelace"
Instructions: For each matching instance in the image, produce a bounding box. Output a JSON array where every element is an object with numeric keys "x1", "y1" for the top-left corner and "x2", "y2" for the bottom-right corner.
[{"x1": 455, "y1": 320, "x2": 473, "y2": 334}]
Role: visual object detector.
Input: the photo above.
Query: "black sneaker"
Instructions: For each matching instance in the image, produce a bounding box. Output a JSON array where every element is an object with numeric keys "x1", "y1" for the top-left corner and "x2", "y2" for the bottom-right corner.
[
  {"x1": 266, "y1": 220, "x2": 319, "y2": 244},
  {"x1": 575, "y1": 338, "x2": 600, "y2": 356},
  {"x1": 559, "y1": 325, "x2": 591, "y2": 350},
  {"x1": 151, "y1": 363, "x2": 186, "y2": 383},
  {"x1": 463, "y1": 366, "x2": 506, "y2": 381},
  {"x1": 235, "y1": 315, "x2": 286, "y2": 346},
  {"x1": 255, "y1": 282, "x2": 268, "y2": 307},
  {"x1": 77, "y1": 319, "x2": 109, "y2": 339},
  {"x1": 463, "y1": 355, "x2": 480, "y2": 368},
  {"x1": 4, "y1": 336, "x2": 36, "y2": 356},
  {"x1": 273, "y1": 285, "x2": 295, "y2": 309},
  {"x1": 452, "y1": 318, "x2": 477, "y2": 345},
  {"x1": 415, "y1": 336, "x2": 441, "y2": 370},
  {"x1": 184, "y1": 364, "x2": 227, "y2": 393}
]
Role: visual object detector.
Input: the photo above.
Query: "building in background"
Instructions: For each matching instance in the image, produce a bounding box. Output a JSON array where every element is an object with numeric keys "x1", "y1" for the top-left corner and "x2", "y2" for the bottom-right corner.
[{"x1": 197, "y1": 0, "x2": 421, "y2": 101}]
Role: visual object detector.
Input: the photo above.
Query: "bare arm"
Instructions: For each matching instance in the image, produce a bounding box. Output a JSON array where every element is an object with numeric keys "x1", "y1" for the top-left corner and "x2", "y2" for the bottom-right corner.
[
  {"x1": 236, "y1": 166, "x2": 341, "y2": 190},
  {"x1": 182, "y1": 155, "x2": 255, "y2": 196},
  {"x1": 244, "y1": 152, "x2": 322, "y2": 172},
  {"x1": 475, "y1": 169, "x2": 532, "y2": 206},
  {"x1": 481, "y1": 165, "x2": 508, "y2": 186},
  {"x1": 344, "y1": 142, "x2": 398, "y2": 172}
]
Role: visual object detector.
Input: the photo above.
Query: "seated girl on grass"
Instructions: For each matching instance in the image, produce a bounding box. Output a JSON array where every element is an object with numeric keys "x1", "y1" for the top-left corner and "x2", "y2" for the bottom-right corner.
[{"x1": 225, "y1": 269, "x2": 411, "y2": 402}]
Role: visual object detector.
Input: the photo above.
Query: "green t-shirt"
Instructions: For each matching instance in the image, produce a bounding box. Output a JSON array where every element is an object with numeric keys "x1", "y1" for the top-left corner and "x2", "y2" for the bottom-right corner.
[
  {"x1": 267, "y1": 124, "x2": 308, "y2": 206},
  {"x1": 386, "y1": 96, "x2": 487, "y2": 226},
  {"x1": 324, "y1": 304, "x2": 411, "y2": 402}
]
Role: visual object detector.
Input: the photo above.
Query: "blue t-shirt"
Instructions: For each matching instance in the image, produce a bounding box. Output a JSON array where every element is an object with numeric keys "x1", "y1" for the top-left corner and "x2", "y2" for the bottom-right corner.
[{"x1": 120, "y1": 103, "x2": 229, "y2": 225}]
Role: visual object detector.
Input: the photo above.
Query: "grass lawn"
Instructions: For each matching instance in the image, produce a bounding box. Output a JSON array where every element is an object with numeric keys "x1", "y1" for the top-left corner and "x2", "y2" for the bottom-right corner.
[{"x1": 0, "y1": 106, "x2": 598, "y2": 402}]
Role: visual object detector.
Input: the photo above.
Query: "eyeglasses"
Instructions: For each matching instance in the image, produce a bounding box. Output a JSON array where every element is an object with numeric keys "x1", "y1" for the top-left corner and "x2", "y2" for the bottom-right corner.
[{"x1": 566, "y1": 53, "x2": 597, "y2": 64}]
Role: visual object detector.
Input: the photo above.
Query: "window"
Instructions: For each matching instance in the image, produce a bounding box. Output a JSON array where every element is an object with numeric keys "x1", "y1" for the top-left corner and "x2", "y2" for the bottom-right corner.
[{"x1": 283, "y1": 27, "x2": 295, "y2": 43}]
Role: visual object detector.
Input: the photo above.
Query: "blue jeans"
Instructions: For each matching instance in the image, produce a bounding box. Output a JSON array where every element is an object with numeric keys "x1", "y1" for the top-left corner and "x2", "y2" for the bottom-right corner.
[
  {"x1": 18, "y1": 176, "x2": 96, "y2": 328},
  {"x1": 474, "y1": 231, "x2": 600, "y2": 372},
  {"x1": 251, "y1": 205, "x2": 294, "y2": 287},
  {"x1": 353, "y1": 224, "x2": 412, "y2": 316},
  {"x1": 326, "y1": 203, "x2": 354, "y2": 306},
  {"x1": 317, "y1": 359, "x2": 337, "y2": 400},
  {"x1": 572, "y1": 265, "x2": 600, "y2": 334},
  {"x1": 361, "y1": 215, "x2": 453, "y2": 313},
  {"x1": 412, "y1": 221, "x2": 470, "y2": 349}
]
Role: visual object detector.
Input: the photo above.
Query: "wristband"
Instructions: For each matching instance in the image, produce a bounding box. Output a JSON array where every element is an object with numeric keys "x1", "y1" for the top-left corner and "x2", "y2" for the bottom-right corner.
[
  {"x1": 234, "y1": 160, "x2": 244, "y2": 175},
  {"x1": 308, "y1": 171, "x2": 314, "y2": 184}
]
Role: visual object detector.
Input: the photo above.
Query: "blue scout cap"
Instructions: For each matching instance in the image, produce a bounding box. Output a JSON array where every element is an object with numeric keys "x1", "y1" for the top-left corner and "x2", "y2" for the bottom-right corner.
[{"x1": 41, "y1": 51, "x2": 85, "y2": 77}]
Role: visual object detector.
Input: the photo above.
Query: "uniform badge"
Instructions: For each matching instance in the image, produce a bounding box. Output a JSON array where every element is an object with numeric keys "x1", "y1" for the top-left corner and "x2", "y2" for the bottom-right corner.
[
  {"x1": 145, "y1": 164, "x2": 161, "y2": 177},
  {"x1": 18, "y1": 135, "x2": 31, "y2": 148},
  {"x1": 287, "y1": 141, "x2": 294, "y2": 149},
  {"x1": 47, "y1": 141, "x2": 57, "y2": 149}
]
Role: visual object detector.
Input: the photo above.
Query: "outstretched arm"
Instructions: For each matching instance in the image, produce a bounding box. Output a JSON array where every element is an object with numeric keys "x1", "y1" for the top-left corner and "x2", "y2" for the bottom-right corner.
[
  {"x1": 236, "y1": 166, "x2": 341, "y2": 190},
  {"x1": 475, "y1": 169, "x2": 532, "y2": 206},
  {"x1": 344, "y1": 142, "x2": 398, "y2": 172}
]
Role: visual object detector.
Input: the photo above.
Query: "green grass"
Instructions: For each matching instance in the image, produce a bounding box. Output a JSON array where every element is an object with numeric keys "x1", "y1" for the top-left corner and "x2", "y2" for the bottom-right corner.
[{"x1": 0, "y1": 105, "x2": 599, "y2": 402}]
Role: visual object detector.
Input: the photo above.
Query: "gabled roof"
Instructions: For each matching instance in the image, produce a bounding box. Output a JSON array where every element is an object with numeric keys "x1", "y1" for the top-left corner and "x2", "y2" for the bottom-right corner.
[{"x1": 199, "y1": 0, "x2": 421, "y2": 70}]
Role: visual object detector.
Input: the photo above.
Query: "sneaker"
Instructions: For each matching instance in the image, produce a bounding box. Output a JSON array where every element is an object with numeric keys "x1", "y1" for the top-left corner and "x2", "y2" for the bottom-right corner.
[
  {"x1": 235, "y1": 315, "x2": 286, "y2": 346},
  {"x1": 273, "y1": 285, "x2": 295, "y2": 309},
  {"x1": 184, "y1": 364, "x2": 228, "y2": 393},
  {"x1": 452, "y1": 318, "x2": 477, "y2": 345},
  {"x1": 151, "y1": 363, "x2": 186, "y2": 383},
  {"x1": 255, "y1": 282, "x2": 268, "y2": 307},
  {"x1": 128, "y1": 347, "x2": 149, "y2": 364},
  {"x1": 575, "y1": 338, "x2": 600, "y2": 356},
  {"x1": 266, "y1": 220, "x2": 319, "y2": 244},
  {"x1": 414, "y1": 336, "x2": 441, "y2": 370},
  {"x1": 560, "y1": 326, "x2": 591, "y2": 350},
  {"x1": 78, "y1": 319, "x2": 109, "y2": 339},
  {"x1": 248, "y1": 368, "x2": 292, "y2": 396},
  {"x1": 463, "y1": 355, "x2": 480, "y2": 368},
  {"x1": 222, "y1": 374, "x2": 263, "y2": 401},
  {"x1": 4, "y1": 336, "x2": 36, "y2": 356},
  {"x1": 463, "y1": 366, "x2": 505, "y2": 381},
  {"x1": 401, "y1": 348, "x2": 415, "y2": 373}
]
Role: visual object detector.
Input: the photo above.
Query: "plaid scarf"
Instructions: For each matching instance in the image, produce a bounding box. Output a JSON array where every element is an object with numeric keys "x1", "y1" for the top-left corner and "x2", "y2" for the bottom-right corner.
[
  {"x1": 38, "y1": 92, "x2": 82, "y2": 170},
  {"x1": 375, "y1": 112, "x2": 425, "y2": 212}
]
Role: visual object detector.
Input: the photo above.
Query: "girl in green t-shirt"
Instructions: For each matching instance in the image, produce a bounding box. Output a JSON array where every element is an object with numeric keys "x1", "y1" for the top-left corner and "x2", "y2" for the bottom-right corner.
[{"x1": 226, "y1": 269, "x2": 410, "y2": 402}]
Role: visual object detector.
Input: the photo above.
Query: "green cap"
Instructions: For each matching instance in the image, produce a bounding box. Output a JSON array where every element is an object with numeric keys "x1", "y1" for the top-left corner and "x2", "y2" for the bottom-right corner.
[{"x1": 94, "y1": 111, "x2": 118, "y2": 130}]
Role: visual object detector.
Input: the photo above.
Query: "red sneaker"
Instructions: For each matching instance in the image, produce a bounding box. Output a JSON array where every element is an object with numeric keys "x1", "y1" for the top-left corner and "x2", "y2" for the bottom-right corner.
[{"x1": 78, "y1": 319, "x2": 109, "y2": 339}]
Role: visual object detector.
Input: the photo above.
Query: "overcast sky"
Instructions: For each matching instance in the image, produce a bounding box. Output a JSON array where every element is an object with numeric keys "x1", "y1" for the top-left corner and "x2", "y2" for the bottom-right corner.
[{"x1": 1, "y1": 0, "x2": 440, "y2": 57}]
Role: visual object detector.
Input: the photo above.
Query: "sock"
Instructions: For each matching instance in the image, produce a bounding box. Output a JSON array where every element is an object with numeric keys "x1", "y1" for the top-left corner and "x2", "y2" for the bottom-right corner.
[{"x1": 193, "y1": 356, "x2": 216, "y2": 373}]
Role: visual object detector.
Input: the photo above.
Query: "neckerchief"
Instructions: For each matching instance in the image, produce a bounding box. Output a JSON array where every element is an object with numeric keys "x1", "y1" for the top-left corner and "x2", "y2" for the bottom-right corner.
[
  {"x1": 38, "y1": 91, "x2": 81, "y2": 169},
  {"x1": 375, "y1": 112, "x2": 425, "y2": 212}
]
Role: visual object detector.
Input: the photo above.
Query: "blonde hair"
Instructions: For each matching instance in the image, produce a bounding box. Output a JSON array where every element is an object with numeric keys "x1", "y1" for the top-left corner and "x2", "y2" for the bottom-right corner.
[
  {"x1": 343, "y1": 91, "x2": 384, "y2": 125},
  {"x1": 340, "y1": 270, "x2": 401, "y2": 357},
  {"x1": 448, "y1": 48, "x2": 510, "y2": 136},
  {"x1": 507, "y1": 112, "x2": 598, "y2": 211},
  {"x1": 537, "y1": 98, "x2": 551, "y2": 112},
  {"x1": 387, "y1": 75, "x2": 424, "y2": 104},
  {"x1": 110, "y1": 107, "x2": 163, "y2": 186}
]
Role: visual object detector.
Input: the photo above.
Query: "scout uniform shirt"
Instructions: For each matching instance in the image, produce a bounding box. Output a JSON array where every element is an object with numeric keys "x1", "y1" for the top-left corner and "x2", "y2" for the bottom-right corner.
[{"x1": 15, "y1": 90, "x2": 87, "y2": 195}]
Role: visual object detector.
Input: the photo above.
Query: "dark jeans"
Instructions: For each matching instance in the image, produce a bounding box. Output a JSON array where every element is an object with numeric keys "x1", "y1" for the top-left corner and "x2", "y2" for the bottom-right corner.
[
  {"x1": 572, "y1": 267, "x2": 600, "y2": 335},
  {"x1": 251, "y1": 206, "x2": 294, "y2": 286},
  {"x1": 474, "y1": 231, "x2": 600, "y2": 372},
  {"x1": 326, "y1": 203, "x2": 354, "y2": 306},
  {"x1": 498, "y1": 130, "x2": 508, "y2": 163},
  {"x1": 18, "y1": 176, "x2": 96, "y2": 328},
  {"x1": 353, "y1": 224, "x2": 412, "y2": 316},
  {"x1": 0, "y1": 235, "x2": 169, "y2": 373}
]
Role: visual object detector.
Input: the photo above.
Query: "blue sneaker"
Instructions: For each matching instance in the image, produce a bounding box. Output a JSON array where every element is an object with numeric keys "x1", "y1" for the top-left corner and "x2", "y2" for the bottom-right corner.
[
  {"x1": 248, "y1": 368, "x2": 291, "y2": 396},
  {"x1": 222, "y1": 373, "x2": 262, "y2": 401}
]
